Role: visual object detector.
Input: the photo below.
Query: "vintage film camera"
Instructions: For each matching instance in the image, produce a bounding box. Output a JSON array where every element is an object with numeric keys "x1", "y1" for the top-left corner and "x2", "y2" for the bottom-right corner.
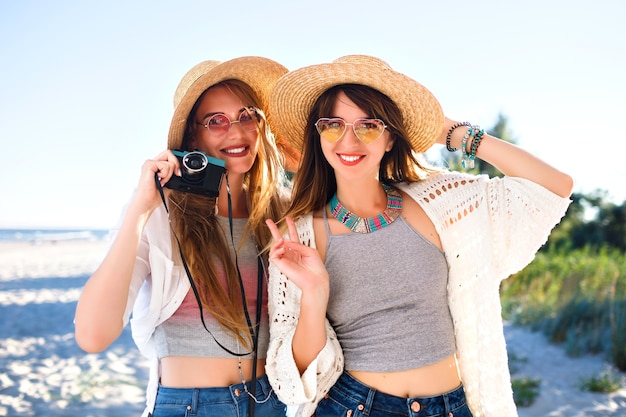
[{"x1": 165, "y1": 150, "x2": 226, "y2": 197}]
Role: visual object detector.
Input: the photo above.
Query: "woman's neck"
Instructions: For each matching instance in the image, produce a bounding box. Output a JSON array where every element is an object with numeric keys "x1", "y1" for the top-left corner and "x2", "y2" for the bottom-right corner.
[
  {"x1": 334, "y1": 179, "x2": 387, "y2": 217},
  {"x1": 217, "y1": 173, "x2": 248, "y2": 218}
]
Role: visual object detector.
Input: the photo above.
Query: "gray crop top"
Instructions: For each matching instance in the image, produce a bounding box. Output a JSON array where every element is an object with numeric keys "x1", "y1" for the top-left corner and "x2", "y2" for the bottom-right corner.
[
  {"x1": 323, "y1": 210, "x2": 455, "y2": 372},
  {"x1": 153, "y1": 216, "x2": 269, "y2": 359}
]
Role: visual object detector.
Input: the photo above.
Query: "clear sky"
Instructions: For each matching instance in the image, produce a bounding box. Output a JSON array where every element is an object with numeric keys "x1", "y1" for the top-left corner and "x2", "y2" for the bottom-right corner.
[{"x1": 1, "y1": 0, "x2": 624, "y2": 229}]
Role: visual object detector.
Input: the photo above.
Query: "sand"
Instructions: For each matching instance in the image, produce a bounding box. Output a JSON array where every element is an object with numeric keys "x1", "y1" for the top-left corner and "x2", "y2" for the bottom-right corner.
[
  {"x1": 0, "y1": 239, "x2": 624, "y2": 416},
  {"x1": 0, "y1": 240, "x2": 148, "y2": 416}
]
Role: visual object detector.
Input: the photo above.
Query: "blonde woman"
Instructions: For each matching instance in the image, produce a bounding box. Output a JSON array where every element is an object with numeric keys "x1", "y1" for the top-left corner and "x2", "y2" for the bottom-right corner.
[{"x1": 75, "y1": 57, "x2": 294, "y2": 417}]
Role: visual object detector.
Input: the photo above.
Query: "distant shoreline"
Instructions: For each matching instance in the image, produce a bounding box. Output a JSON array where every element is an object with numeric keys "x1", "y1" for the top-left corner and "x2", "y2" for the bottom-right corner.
[{"x1": 0, "y1": 228, "x2": 112, "y2": 243}]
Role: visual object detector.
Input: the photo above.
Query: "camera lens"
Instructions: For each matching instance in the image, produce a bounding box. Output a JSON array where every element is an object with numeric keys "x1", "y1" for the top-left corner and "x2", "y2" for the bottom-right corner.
[{"x1": 182, "y1": 151, "x2": 208, "y2": 175}]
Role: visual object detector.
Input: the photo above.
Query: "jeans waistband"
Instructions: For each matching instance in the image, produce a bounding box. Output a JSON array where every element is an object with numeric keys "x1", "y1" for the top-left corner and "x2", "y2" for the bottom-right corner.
[
  {"x1": 332, "y1": 371, "x2": 467, "y2": 415},
  {"x1": 156, "y1": 373, "x2": 274, "y2": 404}
]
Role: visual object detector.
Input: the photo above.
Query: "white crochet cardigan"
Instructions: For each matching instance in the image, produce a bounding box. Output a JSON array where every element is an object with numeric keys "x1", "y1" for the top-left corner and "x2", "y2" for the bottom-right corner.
[{"x1": 265, "y1": 171, "x2": 571, "y2": 417}]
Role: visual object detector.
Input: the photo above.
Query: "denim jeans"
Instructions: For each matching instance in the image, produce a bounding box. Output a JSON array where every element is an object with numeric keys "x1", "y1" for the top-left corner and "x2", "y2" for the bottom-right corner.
[
  {"x1": 314, "y1": 372, "x2": 473, "y2": 417},
  {"x1": 150, "y1": 374, "x2": 286, "y2": 417}
]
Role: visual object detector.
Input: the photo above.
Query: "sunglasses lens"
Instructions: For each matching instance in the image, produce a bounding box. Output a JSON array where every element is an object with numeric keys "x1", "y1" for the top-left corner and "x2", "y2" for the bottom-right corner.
[
  {"x1": 239, "y1": 108, "x2": 260, "y2": 131},
  {"x1": 354, "y1": 119, "x2": 385, "y2": 143},
  {"x1": 207, "y1": 114, "x2": 231, "y2": 134},
  {"x1": 316, "y1": 118, "x2": 346, "y2": 142}
]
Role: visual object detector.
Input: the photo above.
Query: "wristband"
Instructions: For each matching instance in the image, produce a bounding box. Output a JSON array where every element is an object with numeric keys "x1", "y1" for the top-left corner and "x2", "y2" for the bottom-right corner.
[
  {"x1": 445, "y1": 121, "x2": 472, "y2": 152},
  {"x1": 463, "y1": 127, "x2": 485, "y2": 169}
]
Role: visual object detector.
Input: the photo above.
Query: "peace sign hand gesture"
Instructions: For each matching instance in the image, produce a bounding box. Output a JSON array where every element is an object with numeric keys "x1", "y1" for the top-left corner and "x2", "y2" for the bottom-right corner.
[{"x1": 266, "y1": 217, "x2": 330, "y2": 306}]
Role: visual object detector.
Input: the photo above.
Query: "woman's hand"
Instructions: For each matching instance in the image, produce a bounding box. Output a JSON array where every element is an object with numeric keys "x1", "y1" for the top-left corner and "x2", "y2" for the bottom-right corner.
[
  {"x1": 132, "y1": 149, "x2": 182, "y2": 212},
  {"x1": 266, "y1": 217, "x2": 329, "y2": 296}
]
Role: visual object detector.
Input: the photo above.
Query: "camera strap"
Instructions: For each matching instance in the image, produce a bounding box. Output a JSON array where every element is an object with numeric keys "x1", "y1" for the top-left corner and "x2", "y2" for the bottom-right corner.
[
  {"x1": 154, "y1": 172, "x2": 262, "y2": 363},
  {"x1": 223, "y1": 176, "x2": 264, "y2": 417}
]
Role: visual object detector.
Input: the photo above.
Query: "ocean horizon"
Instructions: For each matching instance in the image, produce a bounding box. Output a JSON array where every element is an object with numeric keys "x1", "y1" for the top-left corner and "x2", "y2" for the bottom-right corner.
[{"x1": 0, "y1": 228, "x2": 111, "y2": 243}]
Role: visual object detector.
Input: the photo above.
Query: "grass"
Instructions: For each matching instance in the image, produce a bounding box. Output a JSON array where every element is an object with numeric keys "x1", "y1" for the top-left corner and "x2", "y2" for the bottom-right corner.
[
  {"x1": 508, "y1": 351, "x2": 541, "y2": 407},
  {"x1": 579, "y1": 368, "x2": 622, "y2": 393},
  {"x1": 511, "y1": 377, "x2": 541, "y2": 407}
]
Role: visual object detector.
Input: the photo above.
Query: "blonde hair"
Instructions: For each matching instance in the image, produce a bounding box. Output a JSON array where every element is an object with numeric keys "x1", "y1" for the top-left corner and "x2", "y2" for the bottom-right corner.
[{"x1": 168, "y1": 79, "x2": 287, "y2": 349}]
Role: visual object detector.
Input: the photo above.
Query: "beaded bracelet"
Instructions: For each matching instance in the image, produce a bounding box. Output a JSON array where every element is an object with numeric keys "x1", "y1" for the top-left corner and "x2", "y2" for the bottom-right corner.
[
  {"x1": 461, "y1": 126, "x2": 475, "y2": 168},
  {"x1": 462, "y1": 127, "x2": 485, "y2": 169},
  {"x1": 461, "y1": 127, "x2": 474, "y2": 155},
  {"x1": 446, "y1": 121, "x2": 472, "y2": 152}
]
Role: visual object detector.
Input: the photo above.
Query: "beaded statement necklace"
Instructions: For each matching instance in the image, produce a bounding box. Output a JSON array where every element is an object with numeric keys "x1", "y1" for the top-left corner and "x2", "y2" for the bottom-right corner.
[{"x1": 329, "y1": 184, "x2": 403, "y2": 233}]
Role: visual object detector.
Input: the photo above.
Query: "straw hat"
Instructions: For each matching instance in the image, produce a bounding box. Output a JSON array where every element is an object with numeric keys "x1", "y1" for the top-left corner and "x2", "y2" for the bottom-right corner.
[
  {"x1": 168, "y1": 56, "x2": 288, "y2": 149},
  {"x1": 268, "y1": 55, "x2": 443, "y2": 153}
]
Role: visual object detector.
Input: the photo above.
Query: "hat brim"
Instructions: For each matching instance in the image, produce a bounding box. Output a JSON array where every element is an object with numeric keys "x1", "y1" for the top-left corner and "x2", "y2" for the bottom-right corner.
[
  {"x1": 168, "y1": 56, "x2": 288, "y2": 150},
  {"x1": 268, "y1": 55, "x2": 443, "y2": 154}
]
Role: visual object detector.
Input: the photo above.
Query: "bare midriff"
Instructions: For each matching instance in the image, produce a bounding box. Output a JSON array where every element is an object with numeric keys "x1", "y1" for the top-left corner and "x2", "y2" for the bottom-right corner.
[
  {"x1": 160, "y1": 357, "x2": 266, "y2": 388},
  {"x1": 347, "y1": 354, "x2": 461, "y2": 398}
]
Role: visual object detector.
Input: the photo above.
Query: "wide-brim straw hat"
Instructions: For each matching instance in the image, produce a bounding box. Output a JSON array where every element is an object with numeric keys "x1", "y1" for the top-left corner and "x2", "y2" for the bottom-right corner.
[
  {"x1": 268, "y1": 55, "x2": 443, "y2": 153},
  {"x1": 168, "y1": 56, "x2": 288, "y2": 149}
]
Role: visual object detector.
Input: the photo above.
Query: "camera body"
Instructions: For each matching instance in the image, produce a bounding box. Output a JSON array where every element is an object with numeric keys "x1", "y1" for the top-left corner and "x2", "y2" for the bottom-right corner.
[{"x1": 165, "y1": 150, "x2": 226, "y2": 197}]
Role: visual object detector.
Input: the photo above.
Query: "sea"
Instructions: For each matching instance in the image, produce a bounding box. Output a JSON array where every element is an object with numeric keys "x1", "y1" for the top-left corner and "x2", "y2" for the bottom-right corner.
[{"x1": 0, "y1": 228, "x2": 111, "y2": 243}]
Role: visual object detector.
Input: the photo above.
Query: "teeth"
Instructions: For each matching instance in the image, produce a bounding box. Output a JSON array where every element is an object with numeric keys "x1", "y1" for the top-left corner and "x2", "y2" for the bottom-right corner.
[
  {"x1": 224, "y1": 146, "x2": 246, "y2": 154},
  {"x1": 340, "y1": 154, "x2": 360, "y2": 162}
]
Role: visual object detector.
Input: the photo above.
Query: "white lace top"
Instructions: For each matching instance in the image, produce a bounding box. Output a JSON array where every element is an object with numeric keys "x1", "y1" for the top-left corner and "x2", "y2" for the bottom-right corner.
[{"x1": 265, "y1": 171, "x2": 571, "y2": 417}]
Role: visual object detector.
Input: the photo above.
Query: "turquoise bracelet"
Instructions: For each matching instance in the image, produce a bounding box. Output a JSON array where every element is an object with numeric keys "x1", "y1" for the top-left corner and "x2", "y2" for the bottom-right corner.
[
  {"x1": 464, "y1": 128, "x2": 485, "y2": 169},
  {"x1": 461, "y1": 127, "x2": 474, "y2": 169},
  {"x1": 462, "y1": 126, "x2": 484, "y2": 169}
]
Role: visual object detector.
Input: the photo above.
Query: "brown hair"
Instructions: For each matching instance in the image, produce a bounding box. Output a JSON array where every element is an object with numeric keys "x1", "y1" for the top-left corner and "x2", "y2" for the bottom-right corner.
[{"x1": 283, "y1": 84, "x2": 437, "y2": 222}]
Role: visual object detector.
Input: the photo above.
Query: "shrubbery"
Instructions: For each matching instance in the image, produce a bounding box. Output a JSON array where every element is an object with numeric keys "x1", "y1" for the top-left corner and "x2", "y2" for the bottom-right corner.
[{"x1": 501, "y1": 246, "x2": 626, "y2": 371}]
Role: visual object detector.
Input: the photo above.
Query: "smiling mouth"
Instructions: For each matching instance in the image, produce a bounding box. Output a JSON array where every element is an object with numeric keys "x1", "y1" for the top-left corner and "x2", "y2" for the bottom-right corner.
[
  {"x1": 222, "y1": 146, "x2": 248, "y2": 155},
  {"x1": 339, "y1": 154, "x2": 362, "y2": 162}
]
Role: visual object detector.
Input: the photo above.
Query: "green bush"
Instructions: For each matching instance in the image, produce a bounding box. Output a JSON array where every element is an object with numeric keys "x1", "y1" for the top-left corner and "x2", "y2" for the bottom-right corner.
[
  {"x1": 611, "y1": 300, "x2": 626, "y2": 370},
  {"x1": 579, "y1": 369, "x2": 622, "y2": 393},
  {"x1": 501, "y1": 246, "x2": 626, "y2": 371},
  {"x1": 511, "y1": 377, "x2": 541, "y2": 407}
]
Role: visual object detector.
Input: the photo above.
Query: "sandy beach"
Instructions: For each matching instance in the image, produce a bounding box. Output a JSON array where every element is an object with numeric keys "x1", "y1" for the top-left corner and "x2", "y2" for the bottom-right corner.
[
  {"x1": 0, "y1": 240, "x2": 149, "y2": 417},
  {"x1": 0, "y1": 239, "x2": 624, "y2": 416}
]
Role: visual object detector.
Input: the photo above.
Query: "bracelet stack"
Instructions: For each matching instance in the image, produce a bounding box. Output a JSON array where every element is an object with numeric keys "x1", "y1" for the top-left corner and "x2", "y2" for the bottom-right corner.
[
  {"x1": 461, "y1": 126, "x2": 484, "y2": 169},
  {"x1": 445, "y1": 121, "x2": 485, "y2": 169}
]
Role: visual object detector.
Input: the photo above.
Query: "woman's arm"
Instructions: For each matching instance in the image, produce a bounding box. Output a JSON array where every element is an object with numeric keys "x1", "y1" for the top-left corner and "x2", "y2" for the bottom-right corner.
[
  {"x1": 266, "y1": 216, "x2": 329, "y2": 372},
  {"x1": 74, "y1": 151, "x2": 180, "y2": 353},
  {"x1": 265, "y1": 216, "x2": 344, "y2": 407},
  {"x1": 442, "y1": 118, "x2": 574, "y2": 198}
]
